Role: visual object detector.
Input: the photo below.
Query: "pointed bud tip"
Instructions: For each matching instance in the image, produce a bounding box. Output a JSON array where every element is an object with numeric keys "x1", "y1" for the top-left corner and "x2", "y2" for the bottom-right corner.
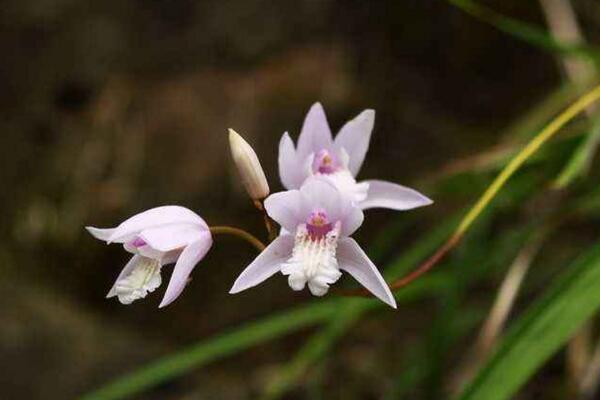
[{"x1": 227, "y1": 128, "x2": 270, "y2": 200}]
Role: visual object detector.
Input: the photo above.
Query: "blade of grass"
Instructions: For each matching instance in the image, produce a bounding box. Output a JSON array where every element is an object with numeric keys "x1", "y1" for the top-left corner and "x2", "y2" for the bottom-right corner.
[
  {"x1": 260, "y1": 215, "x2": 460, "y2": 399},
  {"x1": 458, "y1": 242, "x2": 600, "y2": 400},
  {"x1": 447, "y1": 0, "x2": 600, "y2": 61},
  {"x1": 79, "y1": 301, "x2": 340, "y2": 400},
  {"x1": 455, "y1": 83, "x2": 600, "y2": 236},
  {"x1": 370, "y1": 82, "x2": 600, "y2": 294},
  {"x1": 79, "y1": 215, "x2": 444, "y2": 400},
  {"x1": 538, "y1": 0, "x2": 600, "y2": 189},
  {"x1": 554, "y1": 115, "x2": 600, "y2": 187},
  {"x1": 264, "y1": 212, "x2": 537, "y2": 399}
]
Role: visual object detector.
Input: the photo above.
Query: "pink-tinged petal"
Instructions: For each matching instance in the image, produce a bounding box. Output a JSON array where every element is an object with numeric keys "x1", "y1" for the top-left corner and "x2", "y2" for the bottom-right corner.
[
  {"x1": 86, "y1": 227, "x2": 115, "y2": 241},
  {"x1": 299, "y1": 178, "x2": 343, "y2": 220},
  {"x1": 229, "y1": 234, "x2": 294, "y2": 294},
  {"x1": 108, "y1": 206, "x2": 208, "y2": 243},
  {"x1": 264, "y1": 189, "x2": 304, "y2": 233},
  {"x1": 299, "y1": 177, "x2": 359, "y2": 227},
  {"x1": 296, "y1": 103, "x2": 333, "y2": 158},
  {"x1": 337, "y1": 238, "x2": 396, "y2": 308},
  {"x1": 139, "y1": 224, "x2": 205, "y2": 252},
  {"x1": 160, "y1": 249, "x2": 183, "y2": 266},
  {"x1": 334, "y1": 109, "x2": 374, "y2": 176},
  {"x1": 359, "y1": 180, "x2": 433, "y2": 211},
  {"x1": 136, "y1": 245, "x2": 165, "y2": 260},
  {"x1": 340, "y1": 206, "x2": 364, "y2": 237},
  {"x1": 159, "y1": 232, "x2": 213, "y2": 308},
  {"x1": 107, "y1": 255, "x2": 142, "y2": 298},
  {"x1": 279, "y1": 132, "x2": 304, "y2": 190}
]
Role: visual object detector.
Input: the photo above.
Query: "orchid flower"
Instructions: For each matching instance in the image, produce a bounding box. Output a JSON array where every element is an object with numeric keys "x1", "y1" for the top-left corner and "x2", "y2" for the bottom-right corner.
[
  {"x1": 230, "y1": 178, "x2": 396, "y2": 308},
  {"x1": 279, "y1": 102, "x2": 433, "y2": 211},
  {"x1": 86, "y1": 206, "x2": 212, "y2": 308}
]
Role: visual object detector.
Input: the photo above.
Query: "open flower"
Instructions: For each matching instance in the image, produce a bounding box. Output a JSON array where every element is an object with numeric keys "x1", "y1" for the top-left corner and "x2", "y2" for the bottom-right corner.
[
  {"x1": 279, "y1": 102, "x2": 433, "y2": 211},
  {"x1": 86, "y1": 206, "x2": 212, "y2": 308},
  {"x1": 229, "y1": 178, "x2": 396, "y2": 308}
]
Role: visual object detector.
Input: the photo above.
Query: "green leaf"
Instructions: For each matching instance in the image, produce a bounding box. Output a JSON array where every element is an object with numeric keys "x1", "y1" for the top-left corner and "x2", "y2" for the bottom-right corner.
[
  {"x1": 554, "y1": 116, "x2": 600, "y2": 188},
  {"x1": 80, "y1": 301, "x2": 340, "y2": 400},
  {"x1": 79, "y1": 214, "x2": 446, "y2": 400},
  {"x1": 447, "y1": 0, "x2": 600, "y2": 61},
  {"x1": 458, "y1": 243, "x2": 600, "y2": 400}
]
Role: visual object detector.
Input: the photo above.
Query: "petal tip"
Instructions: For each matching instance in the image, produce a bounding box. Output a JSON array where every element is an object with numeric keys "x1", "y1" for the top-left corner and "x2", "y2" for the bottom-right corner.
[{"x1": 158, "y1": 297, "x2": 172, "y2": 308}]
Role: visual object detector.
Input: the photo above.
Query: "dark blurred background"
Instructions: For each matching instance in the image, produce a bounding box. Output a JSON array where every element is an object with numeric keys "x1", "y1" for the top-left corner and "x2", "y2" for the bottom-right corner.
[{"x1": 1, "y1": 0, "x2": 598, "y2": 399}]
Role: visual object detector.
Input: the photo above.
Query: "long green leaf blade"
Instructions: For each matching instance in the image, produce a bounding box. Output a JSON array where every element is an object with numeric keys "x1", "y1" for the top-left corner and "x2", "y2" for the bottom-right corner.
[
  {"x1": 458, "y1": 243, "x2": 600, "y2": 400},
  {"x1": 80, "y1": 301, "x2": 340, "y2": 400}
]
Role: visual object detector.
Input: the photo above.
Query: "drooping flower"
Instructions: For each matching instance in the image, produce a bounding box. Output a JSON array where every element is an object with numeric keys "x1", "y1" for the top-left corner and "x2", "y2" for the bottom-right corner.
[
  {"x1": 229, "y1": 178, "x2": 396, "y2": 308},
  {"x1": 278, "y1": 102, "x2": 433, "y2": 210},
  {"x1": 86, "y1": 206, "x2": 212, "y2": 308},
  {"x1": 228, "y1": 128, "x2": 270, "y2": 200}
]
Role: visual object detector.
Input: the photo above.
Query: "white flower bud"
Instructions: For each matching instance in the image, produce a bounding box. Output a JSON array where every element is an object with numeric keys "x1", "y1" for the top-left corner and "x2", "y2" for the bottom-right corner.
[{"x1": 228, "y1": 128, "x2": 270, "y2": 200}]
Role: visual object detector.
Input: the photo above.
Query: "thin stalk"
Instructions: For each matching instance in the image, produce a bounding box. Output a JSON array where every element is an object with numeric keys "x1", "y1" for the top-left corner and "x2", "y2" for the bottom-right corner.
[
  {"x1": 342, "y1": 82, "x2": 600, "y2": 298},
  {"x1": 539, "y1": 1, "x2": 597, "y2": 394},
  {"x1": 254, "y1": 199, "x2": 277, "y2": 242},
  {"x1": 209, "y1": 226, "x2": 266, "y2": 252},
  {"x1": 451, "y1": 230, "x2": 548, "y2": 393},
  {"x1": 579, "y1": 338, "x2": 600, "y2": 399}
]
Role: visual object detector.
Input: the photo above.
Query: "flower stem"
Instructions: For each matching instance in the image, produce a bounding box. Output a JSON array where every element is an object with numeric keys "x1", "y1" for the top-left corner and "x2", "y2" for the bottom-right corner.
[
  {"x1": 341, "y1": 81, "x2": 600, "y2": 298},
  {"x1": 254, "y1": 199, "x2": 278, "y2": 242},
  {"x1": 209, "y1": 226, "x2": 266, "y2": 252}
]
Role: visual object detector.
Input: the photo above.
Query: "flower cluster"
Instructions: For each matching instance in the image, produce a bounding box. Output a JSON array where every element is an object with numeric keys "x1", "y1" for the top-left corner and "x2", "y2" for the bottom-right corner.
[{"x1": 87, "y1": 102, "x2": 432, "y2": 308}]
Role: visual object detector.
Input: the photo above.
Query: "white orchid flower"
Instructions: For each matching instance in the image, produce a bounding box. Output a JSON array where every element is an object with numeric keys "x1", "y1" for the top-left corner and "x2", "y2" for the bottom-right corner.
[
  {"x1": 230, "y1": 178, "x2": 396, "y2": 308},
  {"x1": 86, "y1": 206, "x2": 212, "y2": 308},
  {"x1": 279, "y1": 102, "x2": 433, "y2": 211}
]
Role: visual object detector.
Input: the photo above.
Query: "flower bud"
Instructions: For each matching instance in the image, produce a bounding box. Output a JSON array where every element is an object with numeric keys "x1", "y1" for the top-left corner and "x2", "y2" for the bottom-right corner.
[{"x1": 228, "y1": 128, "x2": 270, "y2": 200}]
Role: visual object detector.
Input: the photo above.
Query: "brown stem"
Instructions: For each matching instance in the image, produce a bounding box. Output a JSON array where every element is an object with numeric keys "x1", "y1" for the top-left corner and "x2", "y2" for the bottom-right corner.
[
  {"x1": 338, "y1": 233, "x2": 462, "y2": 297},
  {"x1": 209, "y1": 226, "x2": 266, "y2": 252},
  {"x1": 254, "y1": 199, "x2": 277, "y2": 242}
]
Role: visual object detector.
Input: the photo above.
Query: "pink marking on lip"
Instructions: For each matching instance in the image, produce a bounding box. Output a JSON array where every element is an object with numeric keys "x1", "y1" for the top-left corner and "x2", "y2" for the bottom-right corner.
[
  {"x1": 131, "y1": 237, "x2": 147, "y2": 248},
  {"x1": 306, "y1": 209, "x2": 333, "y2": 238},
  {"x1": 313, "y1": 149, "x2": 339, "y2": 175}
]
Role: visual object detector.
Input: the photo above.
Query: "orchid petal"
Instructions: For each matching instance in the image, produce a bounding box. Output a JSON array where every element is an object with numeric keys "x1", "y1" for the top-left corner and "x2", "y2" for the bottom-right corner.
[
  {"x1": 299, "y1": 178, "x2": 343, "y2": 221},
  {"x1": 264, "y1": 190, "x2": 303, "y2": 233},
  {"x1": 229, "y1": 234, "x2": 294, "y2": 294},
  {"x1": 334, "y1": 109, "x2": 374, "y2": 176},
  {"x1": 159, "y1": 231, "x2": 213, "y2": 308},
  {"x1": 340, "y1": 205, "x2": 364, "y2": 237},
  {"x1": 337, "y1": 238, "x2": 396, "y2": 308},
  {"x1": 359, "y1": 180, "x2": 433, "y2": 211},
  {"x1": 107, "y1": 255, "x2": 142, "y2": 298},
  {"x1": 297, "y1": 103, "x2": 333, "y2": 158},
  {"x1": 279, "y1": 132, "x2": 301, "y2": 190},
  {"x1": 136, "y1": 245, "x2": 165, "y2": 260},
  {"x1": 160, "y1": 249, "x2": 183, "y2": 266},
  {"x1": 86, "y1": 227, "x2": 115, "y2": 241},
  {"x1": 139, "y1": 224, "x2": 205, "y2": 252},
  {"x1": 108, "y1": 206, "x2": 208, "y2": 243}
]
